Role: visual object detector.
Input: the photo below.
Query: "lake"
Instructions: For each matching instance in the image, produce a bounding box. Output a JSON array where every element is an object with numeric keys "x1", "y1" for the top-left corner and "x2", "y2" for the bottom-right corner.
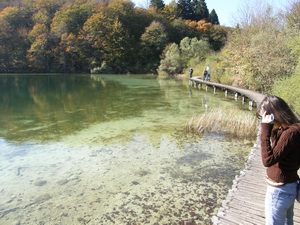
[{"x1": 0, "y1": 74, "x2": 255, "y2": 224}]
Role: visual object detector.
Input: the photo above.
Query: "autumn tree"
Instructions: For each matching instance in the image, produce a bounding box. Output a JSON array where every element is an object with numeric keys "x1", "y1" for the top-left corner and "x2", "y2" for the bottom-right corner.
[
  {"x1": 54, "y1": 33, "x2": 86, "y2": 72},
  {"x1": 161, "y1": 0, "x2": 177, "y2": 21},
  {"x1": 0, "y1": 6, "x2": 31, "y2": 72},
  {"x1": 50, "y1": 4, "x2": 92, "y2": 37},
  {"x1": 81, "y1": 12, "x2": 133, "y2": 73},
  {"x1": 104, "y1": 0, "x2": 150, "y2": 41},
  {"x1": 27, "y1": 33, "x2": 51, "y2": 71},
  {"x1": 0, "y1": 0, "x2": 227, "y2": 73}
]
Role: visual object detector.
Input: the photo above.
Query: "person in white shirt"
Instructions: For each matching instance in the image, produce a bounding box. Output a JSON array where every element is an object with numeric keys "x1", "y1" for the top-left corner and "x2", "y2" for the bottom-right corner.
[{"x1": 205, "y1": 66, "x2": 210, "y2": 81}]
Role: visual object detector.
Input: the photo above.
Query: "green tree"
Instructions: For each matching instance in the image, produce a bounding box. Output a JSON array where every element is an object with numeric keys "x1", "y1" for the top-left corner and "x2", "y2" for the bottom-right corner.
[
  {"x1": 176, "y1": 0, "x2": 193, "y2": 20},
  {"x1": 158, "y1": 43, "x2": 183, "y2": 75},
  {"x1": 139, "y1": 21, "x2": 168, "y2": 73},
  {"x1": 168, "y1": 18, "x2": 194, "y2": 43},
  {"x1": 208, "y1": 9, "x2": 219, "y2": 25},
  {"x1": 180, "y1": 37, "x2": 210, "y2": 66},
  {"x1": 208, "y1": 25, "x2": 227, "y2": 50},
  {"x1": 150, "y1": 0, "x2": 165, "y2": 11},
  {"x1": 193, "y1": 0, "x2": 209, "y2": 21}
]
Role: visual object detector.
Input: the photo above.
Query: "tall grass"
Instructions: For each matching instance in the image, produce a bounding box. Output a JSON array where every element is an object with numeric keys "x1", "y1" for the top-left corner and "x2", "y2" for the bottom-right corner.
[{"x1": 186, "y1": 108, "x2": 258, "y2": 138}]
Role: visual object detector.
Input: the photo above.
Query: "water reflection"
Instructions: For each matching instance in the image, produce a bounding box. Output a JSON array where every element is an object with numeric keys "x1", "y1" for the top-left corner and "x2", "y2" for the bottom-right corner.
[{"x1": 0, "y1": 74, "x2": 164, "y2": 143}]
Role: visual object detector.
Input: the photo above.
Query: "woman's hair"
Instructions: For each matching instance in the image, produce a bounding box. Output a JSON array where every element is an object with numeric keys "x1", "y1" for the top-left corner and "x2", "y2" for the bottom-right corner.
[{"x1": 256, "y1": 95, "x2": 299, "y2": 125}]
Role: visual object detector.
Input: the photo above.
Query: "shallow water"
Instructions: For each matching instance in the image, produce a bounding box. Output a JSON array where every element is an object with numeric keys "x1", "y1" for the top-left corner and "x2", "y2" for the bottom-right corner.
[{"x1": 0, "y1": 74, "x2": 255, "y2": 224}]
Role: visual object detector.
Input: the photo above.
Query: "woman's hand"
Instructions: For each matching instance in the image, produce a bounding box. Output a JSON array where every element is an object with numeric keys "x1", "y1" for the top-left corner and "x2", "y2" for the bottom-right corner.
[{"x1": 261, "y1": 111, "x2": 274, "y2": 123}]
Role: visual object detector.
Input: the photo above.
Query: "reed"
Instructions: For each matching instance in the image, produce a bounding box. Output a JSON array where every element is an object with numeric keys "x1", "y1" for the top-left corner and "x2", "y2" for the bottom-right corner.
[{"x1": 186, "y1": 108, "x2": 258, "y2": 138}]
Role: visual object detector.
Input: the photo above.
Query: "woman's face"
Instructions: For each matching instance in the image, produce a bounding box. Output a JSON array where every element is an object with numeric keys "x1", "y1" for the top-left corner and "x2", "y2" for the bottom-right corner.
[{"x1": 259, "y1": 105, "x2": 267, "y2": 117}]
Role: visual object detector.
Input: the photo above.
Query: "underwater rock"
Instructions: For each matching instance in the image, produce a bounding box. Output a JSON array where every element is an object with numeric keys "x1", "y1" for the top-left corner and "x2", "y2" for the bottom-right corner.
[
  {"x1": 77, "y1": 217, "x2": 90, "y2": 224},
  {"x1": 131, "y1": 181, "x2": 139, "y2": 185},
  {"x1": 12, "y1": 220, "x2": 20, "y2": 225},
  {"x1": 33, "y1": 180, "x2": 47, "y2": 186},
  {"x1": 57, "y1": 179, "x2": 69, "y2": 185},
  {"x1": 185, "y1": 220, "x2": 197, "y2": 225},
  {"x1": 136, "y1": 170, "x2": 150, "y2": 177},
  {"x1": 34, "y1": 194, "x2": 52, "y2": 204}
]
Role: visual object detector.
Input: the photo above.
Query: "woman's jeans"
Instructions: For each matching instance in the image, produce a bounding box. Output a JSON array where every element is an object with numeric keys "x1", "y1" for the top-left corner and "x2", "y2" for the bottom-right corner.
[{"x1": 265, "y1": 182, "x2": 298, "y2": 225}]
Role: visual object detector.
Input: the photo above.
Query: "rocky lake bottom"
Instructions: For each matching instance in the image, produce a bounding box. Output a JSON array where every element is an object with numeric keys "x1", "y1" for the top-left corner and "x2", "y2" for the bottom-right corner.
[{"x1": 0, "y1": 118, "x2": 253, "y2": 225}]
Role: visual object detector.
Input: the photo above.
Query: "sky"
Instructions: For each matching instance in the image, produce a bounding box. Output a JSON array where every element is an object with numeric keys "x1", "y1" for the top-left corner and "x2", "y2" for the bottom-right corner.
[{"x1": 132, "y1": 0, "x2": 291, "y2": 27}]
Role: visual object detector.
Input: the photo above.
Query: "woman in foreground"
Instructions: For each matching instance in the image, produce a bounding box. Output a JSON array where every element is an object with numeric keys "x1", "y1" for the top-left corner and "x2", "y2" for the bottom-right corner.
[{"x1": 257, "y1": 95, "x2": 300, "y2": 225}]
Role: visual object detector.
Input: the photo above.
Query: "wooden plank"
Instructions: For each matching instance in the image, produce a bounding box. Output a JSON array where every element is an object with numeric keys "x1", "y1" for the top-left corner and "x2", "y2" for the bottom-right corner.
[{"x1": 215, "y1": 210, "x2": 264, "y2": 225}]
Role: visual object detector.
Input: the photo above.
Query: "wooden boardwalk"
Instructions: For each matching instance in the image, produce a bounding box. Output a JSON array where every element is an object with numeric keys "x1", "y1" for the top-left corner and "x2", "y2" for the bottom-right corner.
[
  {"x1": 189, "y1": 77, "x2": 300, "y2": 225},
  {"x1": 189, "y1": 77, "x2": 266, "y2": 106}
]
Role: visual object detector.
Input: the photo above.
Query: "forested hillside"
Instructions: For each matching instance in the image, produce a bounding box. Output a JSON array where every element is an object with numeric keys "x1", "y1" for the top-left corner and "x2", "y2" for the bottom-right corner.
[{"x1": 0, "y1": 0, "x2": 225, "y2": 73}]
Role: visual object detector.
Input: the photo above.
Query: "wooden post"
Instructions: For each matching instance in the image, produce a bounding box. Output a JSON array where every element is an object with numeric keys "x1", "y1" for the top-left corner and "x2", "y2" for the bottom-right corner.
[
  {"x1": 225, "y1": 89, "x2": 228, "y2": 97},
  {"x1": 206, "y1": 85, "x2": 208, "y2": 91},
  {"x1": 235, "y1": 93, "x2": 238, "y2": 101},
  {"x1": 249, "y1": 100, "x2": 253, "y2": 110},
  {"x1": 242, "y1": 96, "x2": 245, "y2": 104},
  {"x1": 198, "y1": 83, "x2": 202, "y2": 89},
  {"x1": 213, "y1": 86, "x2": 216, "y2": 94}
]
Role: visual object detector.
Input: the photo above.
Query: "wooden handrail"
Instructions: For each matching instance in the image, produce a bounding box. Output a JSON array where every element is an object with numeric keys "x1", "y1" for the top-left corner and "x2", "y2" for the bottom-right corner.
[{"x1": 190, "y1": 77, "x2": 266, "y2": 105}]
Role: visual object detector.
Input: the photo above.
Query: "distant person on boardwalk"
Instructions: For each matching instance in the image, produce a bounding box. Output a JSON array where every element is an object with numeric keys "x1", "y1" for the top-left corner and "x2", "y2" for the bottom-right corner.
[
  {"x1": 189, "y1": 68, "x2": 193, "y2": 78},
  {"x1": 203, "y1": 69, "x2": 208, "y2": 80},
  {"x1": 205, "y1": 66, "x2": 211, "y2": 81},
  {"x1": 257, "y1": 95, "x2": 300, "y2": 225}
]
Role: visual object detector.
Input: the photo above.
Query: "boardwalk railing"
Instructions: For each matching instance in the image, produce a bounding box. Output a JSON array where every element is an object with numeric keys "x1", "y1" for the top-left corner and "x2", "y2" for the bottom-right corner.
[{"x1": 189, "y1": 77, "x2": 265, "y2": 106}]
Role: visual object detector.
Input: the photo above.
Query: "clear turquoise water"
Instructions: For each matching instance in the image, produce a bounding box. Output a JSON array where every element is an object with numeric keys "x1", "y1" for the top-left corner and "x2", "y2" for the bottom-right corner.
[{"x1": 0, "y1": 74, "x2": 255, "y2": 224}]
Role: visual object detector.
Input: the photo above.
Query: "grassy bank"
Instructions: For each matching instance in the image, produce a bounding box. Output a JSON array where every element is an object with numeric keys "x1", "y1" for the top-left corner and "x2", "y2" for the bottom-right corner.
[{"x1": 186, "y1": 108, "x2": 258, "y2": 138}]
